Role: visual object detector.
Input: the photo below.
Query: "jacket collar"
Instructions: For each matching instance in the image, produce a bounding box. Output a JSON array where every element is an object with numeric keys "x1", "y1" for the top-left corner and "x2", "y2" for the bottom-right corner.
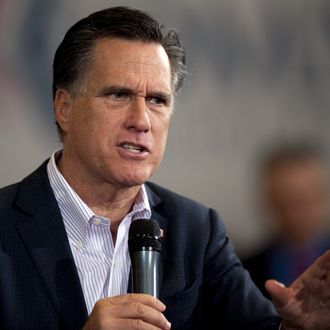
[{"x1": 14, "y1": 161, "x2": 88, "y2": 329}]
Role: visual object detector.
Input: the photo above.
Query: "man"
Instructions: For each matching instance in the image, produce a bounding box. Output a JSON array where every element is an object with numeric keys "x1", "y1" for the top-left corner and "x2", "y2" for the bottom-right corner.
[
  {"x1": 244, "y1": 144, "x2": 330, "y2": 298},
  {"x1": 0, "y1": 7, "x2": 329, "y2": 330}
]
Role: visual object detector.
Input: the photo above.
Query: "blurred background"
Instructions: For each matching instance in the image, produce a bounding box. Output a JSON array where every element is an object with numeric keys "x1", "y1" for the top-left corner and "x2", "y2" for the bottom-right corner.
[{"x1": 1, "y1": 0, "x2": 329, "y2": 257}]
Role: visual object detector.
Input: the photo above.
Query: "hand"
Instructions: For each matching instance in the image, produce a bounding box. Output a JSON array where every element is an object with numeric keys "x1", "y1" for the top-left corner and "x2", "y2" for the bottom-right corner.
[
  {"x1": 83, "y1": 294, "x2": 171, "y2": 330},
  {"x1": 265, "y1": 250, "x2": 330, "y2": 330}
]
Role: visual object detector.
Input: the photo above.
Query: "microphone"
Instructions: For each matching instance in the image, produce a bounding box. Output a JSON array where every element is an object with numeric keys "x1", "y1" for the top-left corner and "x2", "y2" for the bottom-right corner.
[{"x1": 128, "y1": 219, "x2": 162, "y2": 298}]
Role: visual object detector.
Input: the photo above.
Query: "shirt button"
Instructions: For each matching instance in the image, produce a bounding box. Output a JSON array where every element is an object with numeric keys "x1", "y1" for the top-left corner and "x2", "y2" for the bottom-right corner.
[
  {"x1": 94, "y1": 219, "x2": 101, "y2": 225},
  {"x1": 76, "y1": 240, "x2": 84, "y2": 249}
]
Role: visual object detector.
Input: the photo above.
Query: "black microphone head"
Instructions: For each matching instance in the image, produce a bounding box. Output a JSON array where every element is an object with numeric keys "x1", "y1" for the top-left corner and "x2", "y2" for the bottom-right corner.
[{"x1": 128, "y1": 219, "x2": 162, "y2": 253}]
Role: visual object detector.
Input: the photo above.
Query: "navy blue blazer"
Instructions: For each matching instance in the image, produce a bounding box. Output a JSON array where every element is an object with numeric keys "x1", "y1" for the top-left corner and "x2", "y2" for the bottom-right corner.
[{"x1": 0, "y1": 161, "x2": 281, "y2": 329}]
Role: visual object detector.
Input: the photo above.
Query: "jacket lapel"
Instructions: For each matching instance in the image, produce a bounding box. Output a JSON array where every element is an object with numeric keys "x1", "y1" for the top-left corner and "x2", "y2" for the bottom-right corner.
[
  {"x1": 145, "y1": 184, "x2": 171, "y2": 295},
  {"x1": 14, "y1": 162, "x2": 88, "y2": 329},
  {"x1": 145, "y1": 183, "x2": 169, "y2": 237},
  {"x1": 127, "y1": 184, "x2": 169, "y2": 295}
]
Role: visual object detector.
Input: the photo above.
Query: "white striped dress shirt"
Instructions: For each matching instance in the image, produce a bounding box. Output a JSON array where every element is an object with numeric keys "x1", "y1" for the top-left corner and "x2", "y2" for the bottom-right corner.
[{"x1": 47, "y1": 150, "x2": 151, "y2": 314}]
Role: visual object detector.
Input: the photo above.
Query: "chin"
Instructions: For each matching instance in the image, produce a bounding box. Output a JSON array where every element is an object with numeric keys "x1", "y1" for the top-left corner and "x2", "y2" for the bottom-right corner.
[
  {"x1": 110, "y1": 161, "x2": 158, "y2": 188},
  {"x1": 118, "y1": 171, "x2": 152, "y2": 188},
  {"x1": 119, "y1": 178, "x2": 148, "y2": 189}
]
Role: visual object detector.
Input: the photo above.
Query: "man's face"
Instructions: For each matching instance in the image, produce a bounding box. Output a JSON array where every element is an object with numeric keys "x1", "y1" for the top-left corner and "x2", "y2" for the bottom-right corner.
[
  {"x1": 264, "y1": 161, "x2": 329, "y2": 243},
  {"x1": 56, "y1": 38, "x2": 173, "y2": 188}
]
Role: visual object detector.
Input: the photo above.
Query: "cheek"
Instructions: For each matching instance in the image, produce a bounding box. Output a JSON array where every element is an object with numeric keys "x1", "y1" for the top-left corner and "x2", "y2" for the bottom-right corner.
[
  {"x1": 70, "y1": 103, "x2": 95, "y2": 135},
  {"x1": 80, "y1": 111, "x2": 121, "y2": 145},
  {"x1": 70, "y1": 115, "x2": 90, "y2": 143},
  {"x1": 152, "y1": 116, "x2": 171, "y2": 151}
]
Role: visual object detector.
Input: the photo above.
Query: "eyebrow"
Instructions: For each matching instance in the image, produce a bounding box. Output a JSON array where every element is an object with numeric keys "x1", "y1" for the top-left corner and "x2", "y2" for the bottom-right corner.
[
  {"x1": 98, "y1": 85, "x2": 133, "y2": 96},
  {"x1": 98, "y1": 85, "x2": 172, "y2": 103},
  {"x1": 147, "y1": 91, "x2": 172, "y2": 104}
]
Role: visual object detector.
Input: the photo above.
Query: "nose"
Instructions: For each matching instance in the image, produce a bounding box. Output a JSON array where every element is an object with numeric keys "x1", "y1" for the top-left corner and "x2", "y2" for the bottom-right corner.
[{"x1": 125, "y1": 96, "x2": 151, "y2": 133}]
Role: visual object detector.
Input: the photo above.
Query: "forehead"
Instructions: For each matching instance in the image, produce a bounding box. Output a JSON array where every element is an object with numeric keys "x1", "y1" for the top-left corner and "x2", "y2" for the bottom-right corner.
[{"x1": 87, "y1": 38, "x2": 172, "y2": 89}]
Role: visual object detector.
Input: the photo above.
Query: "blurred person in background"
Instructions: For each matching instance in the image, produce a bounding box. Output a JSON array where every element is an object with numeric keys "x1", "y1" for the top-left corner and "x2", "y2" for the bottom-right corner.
[{"x1": 243, "y1": 143, "x2": 330, "y2": 298}]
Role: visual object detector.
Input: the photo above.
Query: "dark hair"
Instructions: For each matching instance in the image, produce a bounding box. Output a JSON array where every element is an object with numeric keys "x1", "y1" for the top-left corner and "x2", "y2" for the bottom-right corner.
[
  {"x1": 53, "y1": 7, "x2": 186, "y2": 140},
  {"x1": 260, "y1": 142, "x2": 324, "y2": 177},
  {"x1": 53, "y1": 6, "x2": 186, "y2": 98}
]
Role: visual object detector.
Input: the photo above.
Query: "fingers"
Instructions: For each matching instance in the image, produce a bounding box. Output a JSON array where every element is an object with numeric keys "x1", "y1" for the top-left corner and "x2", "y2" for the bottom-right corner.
[
  {"x1": 85, "y1": 316, "x2": 169, "y2": 330},
  {"x1": 294, "y1": 250, "x2": 330, "y2": 302},
  {"x1": 83, "y1": 294, "x2": 171, "y2": 330},
  {"x1": 106, "y1": 293, "x2": 166, "y2": 312},
  {"x1": 265, "y1": 279, "x2": 289, "y2": 308},
  {"x1": 109, "y1": 318, "x2": 168, "y2": 330},
  {"x1": 106, "y1": 299, "x2": 170, "y2": 329},
  {"x1": 288, "y1": 249, "x2": 330, "y2": 295},
  {"x1": 304, "y1": 250, "x2": 330, "y2": 280}
]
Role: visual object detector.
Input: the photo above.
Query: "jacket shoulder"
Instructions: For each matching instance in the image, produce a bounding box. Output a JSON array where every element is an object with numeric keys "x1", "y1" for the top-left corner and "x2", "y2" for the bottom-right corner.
[
  {"x1": 0, "y1": 183, "x2": 20, "y2": 207},
  {"x1": 0, "y1": 160, "x2": 49, "y2": 214}
]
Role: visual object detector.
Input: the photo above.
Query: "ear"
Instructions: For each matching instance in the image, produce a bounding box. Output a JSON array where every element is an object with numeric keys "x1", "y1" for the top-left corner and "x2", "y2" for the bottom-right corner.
[{"x1": 54, "y1": 89, "x2": 73, "y2": 134}]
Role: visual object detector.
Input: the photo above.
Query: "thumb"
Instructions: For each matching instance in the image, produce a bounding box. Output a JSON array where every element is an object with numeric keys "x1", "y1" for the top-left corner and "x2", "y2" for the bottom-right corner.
[{"x1": 265, "y1": 279, "x2": 289, "y2": 309}]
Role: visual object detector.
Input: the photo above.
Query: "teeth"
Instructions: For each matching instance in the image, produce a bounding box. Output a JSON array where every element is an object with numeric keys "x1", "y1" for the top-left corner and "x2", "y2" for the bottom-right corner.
[{"x1": 122, "y1": 143, "x2": 143, "y2": 153}]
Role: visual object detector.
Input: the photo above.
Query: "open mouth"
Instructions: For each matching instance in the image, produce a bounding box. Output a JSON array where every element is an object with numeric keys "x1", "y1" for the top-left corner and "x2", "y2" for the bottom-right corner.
[{"x1": 121, "y1": 143, "x2": 148, "y2": 154}]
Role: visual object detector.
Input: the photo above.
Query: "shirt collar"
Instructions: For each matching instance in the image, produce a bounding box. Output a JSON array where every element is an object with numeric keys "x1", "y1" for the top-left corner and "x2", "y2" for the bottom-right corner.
[{"x1": 47, "y1": 150, "x2": 151, "y2": 242}]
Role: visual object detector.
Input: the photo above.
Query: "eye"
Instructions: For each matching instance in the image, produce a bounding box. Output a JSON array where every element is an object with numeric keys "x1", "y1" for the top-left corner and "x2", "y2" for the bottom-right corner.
[
  {"x1": 108, "y1": 91, "x2": 130, "y2": 100},
  {"x1": 146, "y1": 96, "x2": 168, "y2": 106}
]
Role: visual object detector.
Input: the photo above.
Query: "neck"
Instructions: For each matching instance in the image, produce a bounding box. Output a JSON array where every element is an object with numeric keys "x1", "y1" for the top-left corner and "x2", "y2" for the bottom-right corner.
[{"x1": 58, "y1": 153, "x2": 141, "y2": 228}]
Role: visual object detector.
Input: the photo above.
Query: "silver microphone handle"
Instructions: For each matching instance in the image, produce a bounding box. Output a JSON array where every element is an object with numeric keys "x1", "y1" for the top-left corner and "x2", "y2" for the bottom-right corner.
[{"x1": 131, "y1": 250, "x2": 161, "y2": 298}]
